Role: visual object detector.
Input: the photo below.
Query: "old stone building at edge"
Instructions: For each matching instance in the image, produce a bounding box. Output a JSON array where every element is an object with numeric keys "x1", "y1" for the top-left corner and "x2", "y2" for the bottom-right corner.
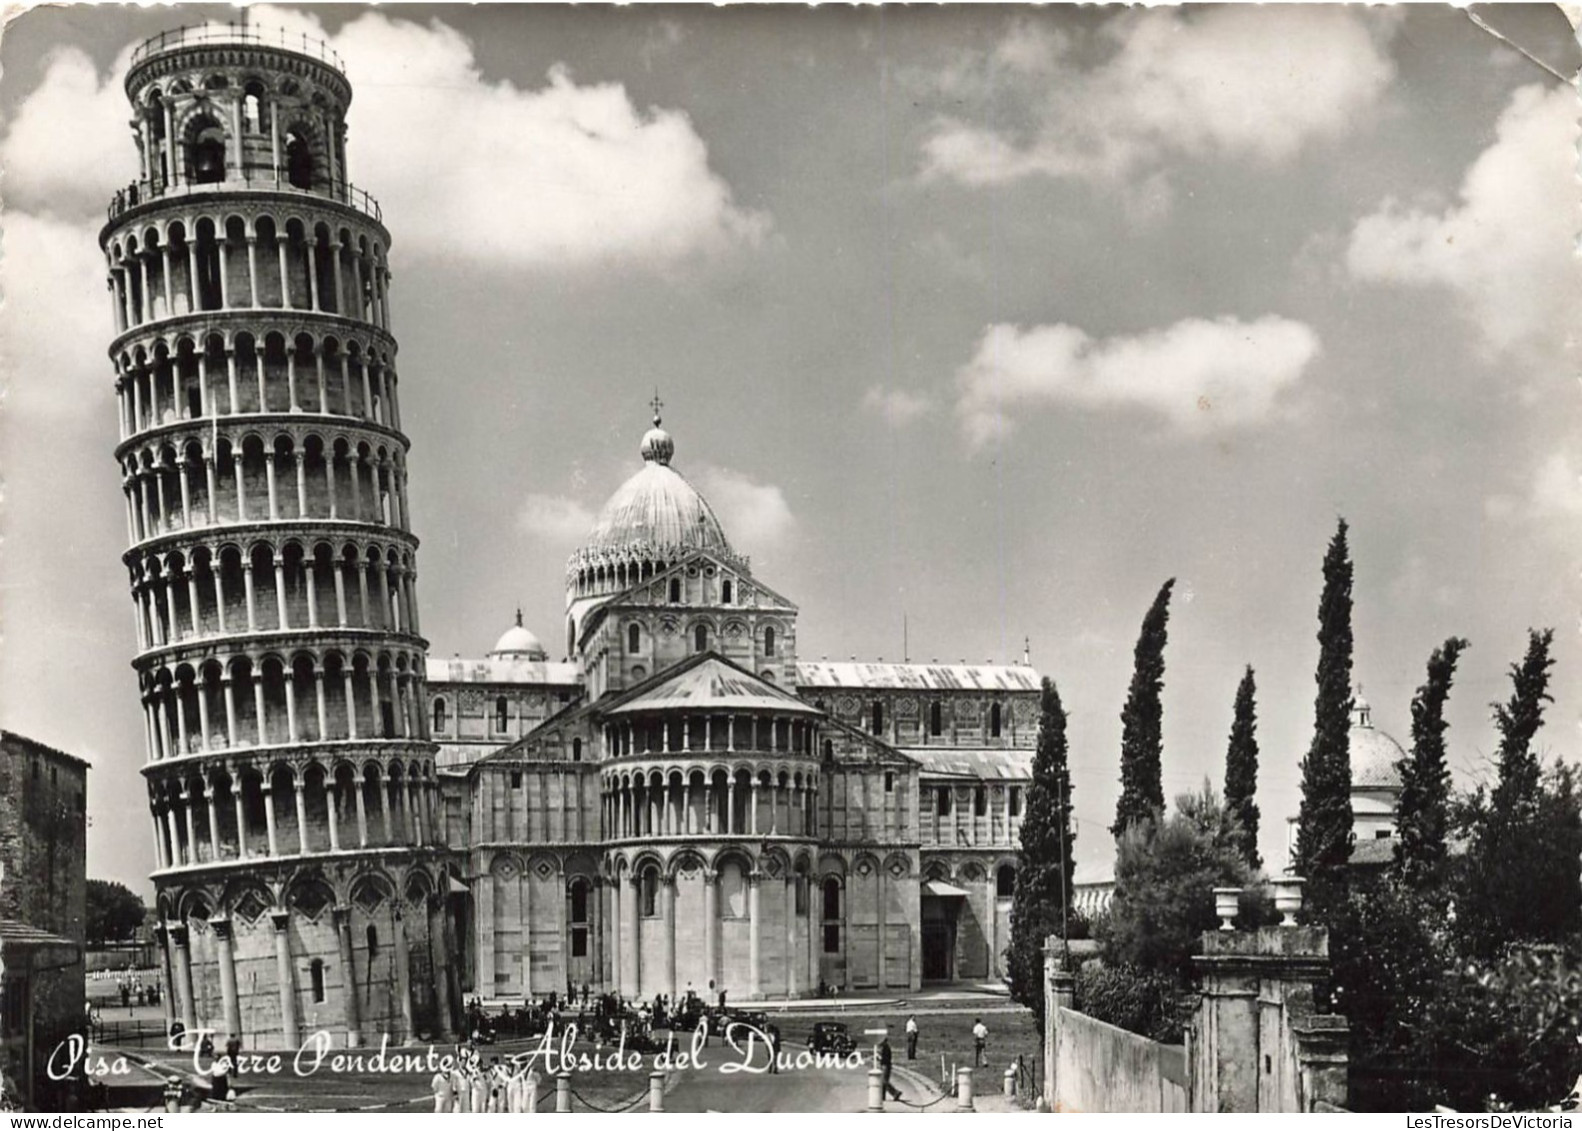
[{"x1": 106, "y1": 25, "x2": 1039, "y2": 1049}]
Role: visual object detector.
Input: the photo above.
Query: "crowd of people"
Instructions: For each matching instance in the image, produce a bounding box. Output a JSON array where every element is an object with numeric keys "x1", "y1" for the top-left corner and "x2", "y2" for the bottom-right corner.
[{"x1": 430, "y1": 1045, "x2": 543, "y2": 1114}]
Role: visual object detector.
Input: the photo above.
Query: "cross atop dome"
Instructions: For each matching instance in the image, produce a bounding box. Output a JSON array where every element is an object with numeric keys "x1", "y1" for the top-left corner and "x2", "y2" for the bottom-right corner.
[{"x1": 640, "y1": 394, "x2": 675, "y2": 466}]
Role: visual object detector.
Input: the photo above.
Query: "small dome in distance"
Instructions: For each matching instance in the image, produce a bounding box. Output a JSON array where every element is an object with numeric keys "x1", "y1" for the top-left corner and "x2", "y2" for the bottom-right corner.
[
  {"x1": 1350, "y1": 688, "x2": 1405, "y2": 791},
  {"x1": 490, "y1": 609, "x2": 548, "y2": 661}
]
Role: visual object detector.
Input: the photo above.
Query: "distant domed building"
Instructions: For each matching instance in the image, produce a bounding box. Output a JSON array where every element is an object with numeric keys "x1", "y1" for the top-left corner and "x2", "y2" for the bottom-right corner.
[{"x1": 1286, "y1": 690, "x2": 1406, "y2": 868}]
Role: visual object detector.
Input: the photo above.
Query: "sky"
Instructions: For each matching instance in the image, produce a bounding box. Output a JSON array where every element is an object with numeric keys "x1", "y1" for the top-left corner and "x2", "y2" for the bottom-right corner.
[{"x1": 1, "y1": 4, "x2": 1579, "y2": 894}]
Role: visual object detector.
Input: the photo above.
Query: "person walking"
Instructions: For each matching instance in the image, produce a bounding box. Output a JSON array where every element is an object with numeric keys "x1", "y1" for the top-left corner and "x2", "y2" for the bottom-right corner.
[
  {"x1": 905, "y1": 1014, "x2": 918, "y2": 1060},
  {"x1": 766, "y1": 1023, "x2": 781, "y2": 1074},
  {"x1": 972, "y1": 1018, "x2": 988, "y2": 1068},
  {"x1": 430, "y1": 1066, "x2": 453, "y2": 1113},
  {"x1": 878, "y1": 1036, "x2": 902, "y2": 1102}
]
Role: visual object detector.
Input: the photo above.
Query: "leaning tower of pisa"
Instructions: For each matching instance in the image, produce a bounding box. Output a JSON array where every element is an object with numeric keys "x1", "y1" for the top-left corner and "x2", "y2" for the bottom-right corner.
[{"x1": 101, "y1": 24, "x2": 457, "y2": 1049}]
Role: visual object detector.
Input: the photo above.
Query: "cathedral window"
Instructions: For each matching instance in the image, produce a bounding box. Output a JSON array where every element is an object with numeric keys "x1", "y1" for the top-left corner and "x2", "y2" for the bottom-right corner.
[
  {"x1": 495, "y1": 697, "x2": 509, "y2": 733},
  {"x1": 795, "y1": 875, "x2": 808, "y2": 916},
  {"x1": 884, "y1": 772, "x2": 895, "y2": 793},
  {"x1": 309, "y1": 959, "x2": 325, "y2": 1003},
  {"x1": 571, "y1": 880, "x2": 589, "y2": 922},
  {"x1": 930, "y1": 701, "x2": 943, "y2": 737},
  {"x1": 974, "y1": 786, "x2": 987, "y2": 817},
  {"x1": 722, "y1": 579, "x2": 733, "y2": 604},
  {"x1": 365, "y1": 924, "x2": 379, "y2": 959},
  {"x1": 669, "y1": 578, "x2": 682, "y2": 603},
  {"x1": 572, "y1": 738, "x2": 583, "y2": 762},
  {"x1": 822, "y1": 878, "x2": 842, "y2": 953},
  {"x1": 764, "y1": 626, "x2": 775, "y2": 657},
  {"x1": 822, "y1": 739, "x2": 833, "y2": 759},
  {"x1": 628, "y1": 623, "x2": 641, "y2": 652},
  {"x1": 990, "y1": 702, "x2": 1002, "y2": 739},
  {"x1": 1009, "y1": 786, "x2": 1022, "y2": 817},
  {"x1": 511, "y1": 770, "x2": 522, "y2": 789},
  {"x1": 431, "y1": 696, "x2": 448, "y2": 733},
  {"x1": 996, "y1": 864, "x2": 1016, "y2": 899},
  {"x1": 870, "y1": 701, "x2": 884, "y2": 736},
  {"x1": 640, "y1": 869, "x2": 659, "y2": 917},
  {"x1": 937, "y1": 788, "x2": 952, "y2": 816},
  {"x1": 694, "y1": 624, "x2": 708, "y2": 653}
]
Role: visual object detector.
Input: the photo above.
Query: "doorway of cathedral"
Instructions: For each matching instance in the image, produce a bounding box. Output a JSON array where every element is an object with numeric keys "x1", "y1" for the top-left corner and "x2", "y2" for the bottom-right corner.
[{"x1": 921, "y1": 888, "x2": 962, "y2": 982}]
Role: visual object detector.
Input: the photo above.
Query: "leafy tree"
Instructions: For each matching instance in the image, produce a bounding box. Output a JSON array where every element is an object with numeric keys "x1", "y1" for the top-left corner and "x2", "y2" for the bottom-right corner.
[
  {"x1": 1393, "y1": 637, "x2": 1469, "y2": 890},
  {"x1": 1223, "y1": 666, "x2": 1261, "y2": 871},
  {"x1": 1294, "y1": 518, "x2": 1354, "y2": 925},
  {"x1": 85, "y1": 879, "x2": 147, "y2": 946},
  {"x1": 1113, "y1": 578, "x2": 1175, "y2": 838},
  {"x1": 1008, "y1": 677, "x2": 1077, "y2": 1035},
  {"x1": 1455, "y1": 629, "x2": 1569, "y2": 959},
  {"x1": 1101, "y1": 782, "x2": 1255, "y2": 979}
]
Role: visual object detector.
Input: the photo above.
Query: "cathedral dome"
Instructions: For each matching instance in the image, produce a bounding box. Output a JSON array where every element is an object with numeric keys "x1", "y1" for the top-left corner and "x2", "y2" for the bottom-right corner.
[
  {"x1": 570, "y1": 414, "x2": 739, "y2": 572},
  {"x1": 1350, "y1": 695, "x2": 1404, "y2": 791},
  {"x1": 490, "y1": 612, "x2": 548, "y2": 660}
]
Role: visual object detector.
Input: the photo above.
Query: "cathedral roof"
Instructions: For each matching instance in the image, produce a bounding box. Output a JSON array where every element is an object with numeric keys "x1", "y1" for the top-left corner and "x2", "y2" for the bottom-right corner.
[
  {"x1": 426, "y1": 656, "x2": 580, "y2": 686},
  {"x1": 605, "y1": 652, "x2": 821, "y2": 717},
  {"x1": 569, "y1": 414, "x2": 742, "y2": 575},
  {"x1": 796, "y1": 660, "x2": 1041, "y2": 692},
  {"x1": 901, "y1": 747, "x2": 1034, "y2": 780}
]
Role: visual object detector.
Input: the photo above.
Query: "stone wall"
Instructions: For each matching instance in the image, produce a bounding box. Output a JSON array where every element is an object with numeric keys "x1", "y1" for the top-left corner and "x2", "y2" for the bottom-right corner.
[
  {"x1": 0, "y1": 732, "x2": 88, "y2": 1063},
  {"x1": 1050, "y1": 1007, "x2": 1187, "y2": 1113}
]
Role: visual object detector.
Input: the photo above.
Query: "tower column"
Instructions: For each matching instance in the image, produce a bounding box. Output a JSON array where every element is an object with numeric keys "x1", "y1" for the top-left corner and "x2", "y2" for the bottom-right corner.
[
  {"x1": 271, "y1": 911, "x2": 300, "y2": 1050},
  {"x1": 212, "y1": 916, "x2": 243, "y2": 1040},
  {"x1": 169, "y1": 923, "x2": 197, "y2": 1049},
  {"x1": 334, "y1": 906, "x2": 363, "y2": 1048},
  {"x1": 748, "y1": 872, "x2": 762, "y2": 999}
]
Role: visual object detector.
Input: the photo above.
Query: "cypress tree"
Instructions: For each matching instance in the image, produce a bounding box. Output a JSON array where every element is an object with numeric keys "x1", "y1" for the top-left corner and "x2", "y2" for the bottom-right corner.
[
  {"x1": 1392, "y1": 636, "x2": 1468, "y2": 889},
  {"x1": 1489, "y1": 628, "x2": 1555, "y2": 818},
  {"x1": 1294, "y1": 518, "x2": 1354, "y2": 924},
  {"x1": 1223, "y1": 666, "x2": 1262, "y2": 871},
  {"x1": 1007, "y1": 677, "x2": 1076, "y2": 1033},
  {"x1": 1458, "y1": 629, "x2": 1559, "y2": 957},
  {"x1": 1113, "y1": 578, "x2": 1175, "y2": 838}
]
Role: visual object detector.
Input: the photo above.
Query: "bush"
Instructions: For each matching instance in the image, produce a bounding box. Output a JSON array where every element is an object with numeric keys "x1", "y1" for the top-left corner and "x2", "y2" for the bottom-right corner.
[
  {"x1": 1074, "y1": 960, "x2": 1191, "y2": 1045},
  {"x1": 1102, "y1": 783, "x2": 1256, "y2": 978}
]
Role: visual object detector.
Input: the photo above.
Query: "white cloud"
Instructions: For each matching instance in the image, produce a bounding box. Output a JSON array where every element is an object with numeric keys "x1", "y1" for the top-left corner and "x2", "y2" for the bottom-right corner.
[
  {"x1": 0, "y1": 212, "x2": 117, "y2": 417},
  {"x1": 0, "y1": 8, "x2": 767, "y2": 273},
  {"x1": 955, "y1": 315, "x2": 1320, "y2": 446},
  {"x1": 0, "y1": 46, "x2": 137, "y2": 220},
  {"x1": 1345, "y1": 84, "x2": 1581, "y2": 367},
  {"x1": 923, "y1": 7, "x2": 1396, "y2": 190},
  {"x1": 693, "y1": 465, "x2": 795, "y2": 549},
  {"x1": 1530, "y1": 451, "x2": 1582, "y2": 518},
  {"x1": 518, "y1": 494, "x2": 596, "y2": 542},
  {"x1": 862, "y1": 385, "x2": 935, "y2": 427}
]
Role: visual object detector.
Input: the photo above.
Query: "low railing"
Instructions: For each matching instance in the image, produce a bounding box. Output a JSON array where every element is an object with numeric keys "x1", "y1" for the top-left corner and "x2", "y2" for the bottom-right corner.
[
  {"x1": 131, "y1": 23, "x2": 344, "y2": 72},
  {"x1": 108, "y1": 166, "x2": 381, "y2": 224}
]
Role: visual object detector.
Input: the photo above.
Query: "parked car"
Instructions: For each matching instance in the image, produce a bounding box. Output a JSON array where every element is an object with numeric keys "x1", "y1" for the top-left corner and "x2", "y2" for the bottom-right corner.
[{"x1": 809, "y1": 1022, "x2": 857, "y2": 1055}]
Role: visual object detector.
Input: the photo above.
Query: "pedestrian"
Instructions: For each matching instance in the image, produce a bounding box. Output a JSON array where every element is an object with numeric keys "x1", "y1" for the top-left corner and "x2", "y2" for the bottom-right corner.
[
  {"x1": 209, "y1": 1052, "x2": 232, "y2": 1102},
  {"x1": 224, "y1": 1033, "x2": 241, "y2": 1066},
  {"x1": 972, "y1": 1018, "x2": 988, "y2": 1068},
  {"x1": 469, "y1": 1062, "x2": 488, "y2": 1114},
  {"x1": 766, "y1": 1023, "x2": 781, "y2": 1074},
  {"x1": 119, "y1": 982, "x2": 130, "y2": 1011},
  {"x1": 450, "y1": 1062, "x2": 470, "y2": 1113},
  {"x1": 905, "y1": 1014, "x2": 918, "y2": 1060},
  {"x1": 430, "y1": 1066, "x2": 453, "y2": 1113},
  {"x1": 878, "y1": 1036, "x2": 901, "y2": 1101}
]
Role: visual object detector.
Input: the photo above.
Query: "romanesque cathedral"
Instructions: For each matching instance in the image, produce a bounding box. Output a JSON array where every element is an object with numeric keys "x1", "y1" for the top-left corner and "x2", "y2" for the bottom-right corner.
[{"x1": 106, "y1": 27, "x2": 1040, "y2": 1047}]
